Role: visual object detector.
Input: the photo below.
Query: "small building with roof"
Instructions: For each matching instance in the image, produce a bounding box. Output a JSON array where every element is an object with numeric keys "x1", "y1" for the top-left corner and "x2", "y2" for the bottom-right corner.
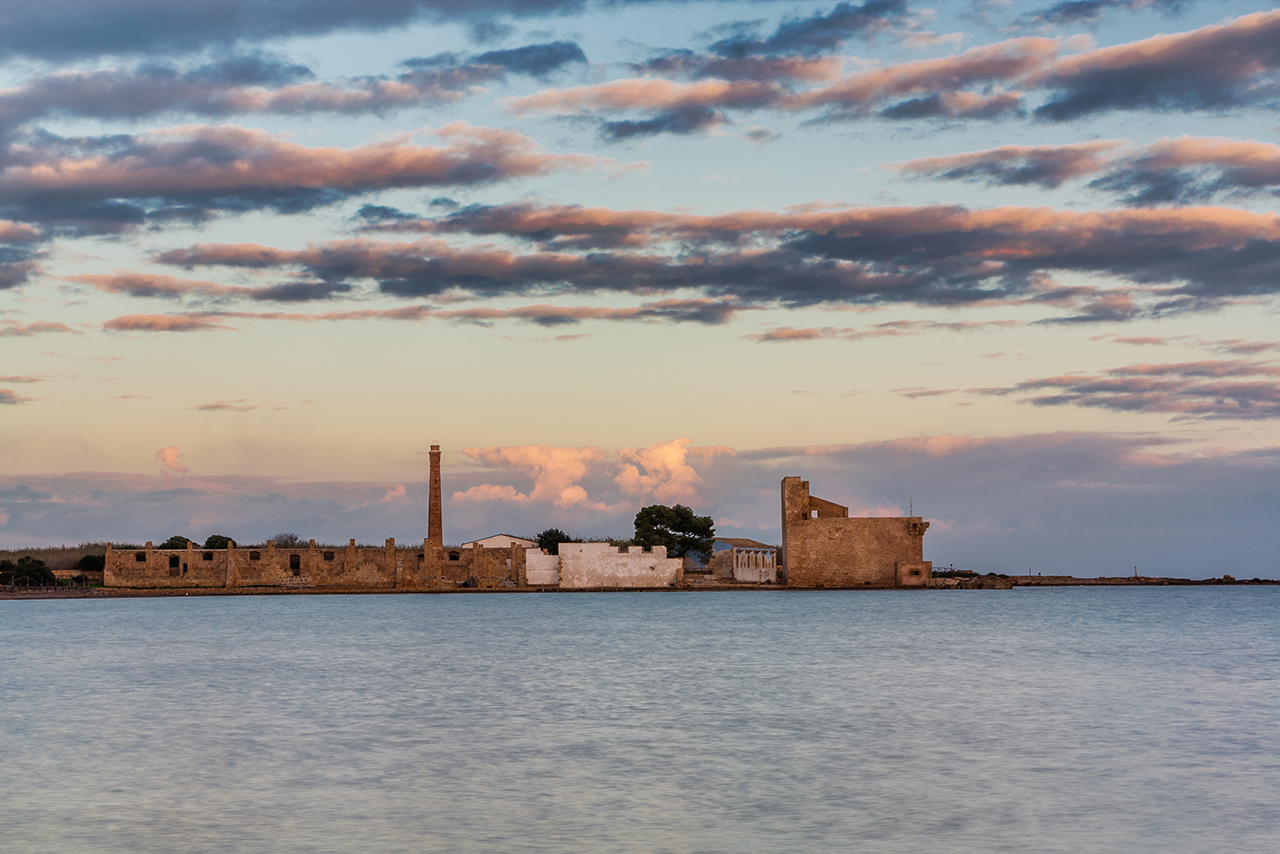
[
  {"x1": 460, "y1": 534, "x2": 536, "y2": 550},
  {"x1": 709, "y1": 537, "x2": 777, "y2": 583}
]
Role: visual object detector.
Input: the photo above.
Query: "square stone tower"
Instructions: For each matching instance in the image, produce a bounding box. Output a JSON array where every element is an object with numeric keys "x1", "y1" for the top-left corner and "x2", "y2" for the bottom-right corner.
[{"x1": 781, "y1": 477, "x2": 931, "y2": 588}]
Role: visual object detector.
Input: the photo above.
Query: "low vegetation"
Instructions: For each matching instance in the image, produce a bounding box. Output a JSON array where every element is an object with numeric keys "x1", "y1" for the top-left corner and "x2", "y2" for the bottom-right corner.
[{"x1": 0, "y1": 542, "x2": 108, "y2": 572}]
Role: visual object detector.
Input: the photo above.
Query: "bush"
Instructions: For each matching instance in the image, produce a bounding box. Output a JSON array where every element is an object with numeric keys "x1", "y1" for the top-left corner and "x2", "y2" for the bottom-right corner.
[
  {"x1": 0, "y1": 556, "x2": 57, "y2": 586},
  {"x1": 76, "y1": 554, "x2": 105, "y2": 573},
  {"x1": 535, "y1": 528, "x2": 574, "y2": 555}
]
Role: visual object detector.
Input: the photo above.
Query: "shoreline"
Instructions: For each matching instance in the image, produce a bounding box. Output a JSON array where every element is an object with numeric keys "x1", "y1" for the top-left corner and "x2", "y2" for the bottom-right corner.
[{"x1": 2, "y1": 574, "x2": 1276, "y2": 600}]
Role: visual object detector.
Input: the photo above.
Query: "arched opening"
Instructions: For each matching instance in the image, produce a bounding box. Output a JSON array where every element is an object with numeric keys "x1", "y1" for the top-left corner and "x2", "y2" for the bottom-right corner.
[{"x1": 289, "y1": 554, "x2": 301, "y2": 575}]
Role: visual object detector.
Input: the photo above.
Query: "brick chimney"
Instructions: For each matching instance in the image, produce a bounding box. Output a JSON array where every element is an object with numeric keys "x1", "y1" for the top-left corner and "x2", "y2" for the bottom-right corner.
[{"x1": 428, "y1": 443, "x2": 442, "y2": 548}]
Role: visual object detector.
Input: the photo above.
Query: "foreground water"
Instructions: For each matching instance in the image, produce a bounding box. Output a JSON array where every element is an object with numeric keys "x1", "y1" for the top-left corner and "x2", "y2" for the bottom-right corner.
[{"x1": 1, "y1": 588, "x2": 1277, "y2": 854}]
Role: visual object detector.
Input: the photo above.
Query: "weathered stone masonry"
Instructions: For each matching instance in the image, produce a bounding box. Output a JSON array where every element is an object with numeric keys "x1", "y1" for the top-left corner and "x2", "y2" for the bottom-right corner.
[
  {"x1": 104, "y1": 538, "x2": 530, "y2": 590},
  {"x1": 781, "y1": 477, "x2": 931, "y2": 588}
]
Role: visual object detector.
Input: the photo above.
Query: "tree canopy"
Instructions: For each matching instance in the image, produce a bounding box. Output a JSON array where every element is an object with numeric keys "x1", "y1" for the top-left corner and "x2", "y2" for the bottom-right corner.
[
  {"x1": 633, "y1": 504, "x2": 715, "y2": 563},
  {"x1": 0, "y1": 556, "x2": 56, "y2": 586},
  {"x1": 204, "y1": 534, "x2": 232, "y2": 549},
  {"x1": 157, "y1": 535, "x2": 192, "y2": 549},
  {"x1": 535, "y1": 528, "x2": 574, "y2": 555}
]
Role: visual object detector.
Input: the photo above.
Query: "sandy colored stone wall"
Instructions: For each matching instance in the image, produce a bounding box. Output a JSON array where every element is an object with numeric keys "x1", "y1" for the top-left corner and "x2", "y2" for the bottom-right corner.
[
  {"x1": 103, "y1": 538, "x2": 499, "y2": 590},
  {"x1": 781, "y1": 477, "x2": 932, "y2": 588}
]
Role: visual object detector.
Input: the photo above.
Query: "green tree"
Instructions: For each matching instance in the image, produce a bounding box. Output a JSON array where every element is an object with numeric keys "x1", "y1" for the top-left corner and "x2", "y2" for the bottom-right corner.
[
  {"x1": 633, "y1": 504, "x2": 715, "y2": 563},
  {"x1": 76, "y1": 554, "x2": 105, "y2": 573},
  {"x1": 535, "y1": 528, "x2": 574, "y2": 555},
  {"x1": 157, "y1": 535, "x2": 192, "y2": 549},
  {"x1": 0, "y1": 556, "x2": 57, "y2": 586},
  {"x1": 203, "y1": 534, "x2": 233, "y2": 549}
]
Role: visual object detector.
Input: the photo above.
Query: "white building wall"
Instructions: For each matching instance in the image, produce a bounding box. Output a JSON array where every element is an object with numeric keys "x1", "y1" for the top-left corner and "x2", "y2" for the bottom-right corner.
[
  {"x1": 732, "y1": 548, "x2": 777, "y2": 583},
  {"x1": 462, "y1": 534, "x2": 535, "y2": 549},
  {"x1": 557, "y1": 543, "x2": 681, "y2": 589},
  {"x1": 525, "y1": 549, "x2": 560, "y2": 586}
]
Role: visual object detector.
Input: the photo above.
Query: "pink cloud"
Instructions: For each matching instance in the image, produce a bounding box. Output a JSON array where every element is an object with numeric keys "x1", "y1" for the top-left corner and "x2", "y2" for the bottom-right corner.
[
  {"x1": 453, "y1": 483, "x2": 526, "y2": 503},
  {"x1": 504, "y1": 78, "x2": 788, "y2": 114},
  {"x1": 103, "y1": 314, "x2": 232, "y2": 332},
  {"x1": 0, "y1": 319, "x2": 77, "y2": 337},
  {"x1": 0, "y1": 122, "x2": 624, "y2": 211},
  {"x1": 70, "y1": 273, "x2": 256, "y2": 300},
  {"x1": 0, "y1": 220, "x2": 41, "y2": 242},
  {"x1": 462, "y1": 444, "x2": 606, "y2": 508},
  {"x1": 615, "y1": 438, "x2": 703, "y2": 504},
  {"x1": 155, "y1": 446, "x2": 188, "y2": 475}
]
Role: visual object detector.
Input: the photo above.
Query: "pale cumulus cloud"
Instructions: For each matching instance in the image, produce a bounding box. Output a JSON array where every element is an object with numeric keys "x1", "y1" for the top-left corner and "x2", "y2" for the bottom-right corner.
[
  {"x1": 155, "y1": 445, "x2": 189, "y2": 475},
  {"x1": 615, "y1": 438, "x2": 703, "y2": 504},
  {"x1": 459, "y1": 444, "x2": 606, "y2": 507},
  {"x1": 456, "y1": 439, "x2": 713, "y2": 510}
]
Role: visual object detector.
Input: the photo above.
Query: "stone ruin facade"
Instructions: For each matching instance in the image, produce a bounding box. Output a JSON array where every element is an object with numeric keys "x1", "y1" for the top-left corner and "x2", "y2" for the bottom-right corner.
[
  {"x1": 780, "y1": 477, "x2": 932, "y2": 588},
  {"x1": 103, "y1": 536, "x2": 534, "y2": 591}
]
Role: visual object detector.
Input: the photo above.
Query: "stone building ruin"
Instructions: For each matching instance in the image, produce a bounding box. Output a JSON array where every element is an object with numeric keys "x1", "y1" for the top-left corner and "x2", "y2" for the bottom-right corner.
[{"x1": 780, "y1": 477, "x2": 931, "y2": 588}]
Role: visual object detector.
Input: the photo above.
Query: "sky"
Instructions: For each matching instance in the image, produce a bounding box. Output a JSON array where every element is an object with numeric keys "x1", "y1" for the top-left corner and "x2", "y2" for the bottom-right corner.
[{"x1": 3, "y1": 0, "x2": 1280, "y2": 576}]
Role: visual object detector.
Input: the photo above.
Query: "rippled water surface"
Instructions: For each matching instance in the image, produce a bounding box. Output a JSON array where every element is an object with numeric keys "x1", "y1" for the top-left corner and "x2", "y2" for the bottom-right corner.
[{"x1": 2, "y1": 588, "x2": 1278, "y2": 853}]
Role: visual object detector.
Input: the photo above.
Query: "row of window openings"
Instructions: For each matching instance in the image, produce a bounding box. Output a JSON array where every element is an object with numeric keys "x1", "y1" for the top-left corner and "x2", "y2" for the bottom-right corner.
[
  {"x1": 142, "y1": 550, "x2": 444, "y2": 576},
  {"x1": 140, "y1": 550, "x2": 342, "y2": 564}
]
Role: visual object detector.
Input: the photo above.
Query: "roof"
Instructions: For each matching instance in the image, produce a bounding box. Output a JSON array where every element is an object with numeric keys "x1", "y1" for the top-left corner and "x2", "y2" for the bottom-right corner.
[
  {"x1": 460, "y1": 533, "x2": 536, "y2": 546},
  {"x1": 714, "y1": 537, "x2": 775, "y2": 550}
]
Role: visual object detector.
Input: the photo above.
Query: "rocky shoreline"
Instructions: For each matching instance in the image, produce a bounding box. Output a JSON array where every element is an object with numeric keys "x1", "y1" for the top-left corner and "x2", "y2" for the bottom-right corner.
[{"x1": 2, "y1": 573, "x2": 1277, "y2": 600}]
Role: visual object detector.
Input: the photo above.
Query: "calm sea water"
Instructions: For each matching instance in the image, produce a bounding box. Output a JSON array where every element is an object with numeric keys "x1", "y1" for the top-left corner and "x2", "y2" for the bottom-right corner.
[{"x1": 2, "y1": 588, "x2": 1277, "y2": 854}]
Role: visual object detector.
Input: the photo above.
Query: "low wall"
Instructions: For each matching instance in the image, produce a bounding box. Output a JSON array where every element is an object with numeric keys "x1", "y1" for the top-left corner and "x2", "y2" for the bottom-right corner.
[
  {"x1": 526, "y1": 550, "x2": 560, "y2": 586},
  {"x1": 103, "y1": 539, "x2": 525, "y2": 590},
  {"x1": 557, "y1": 543, "x2": 681, "y2": 589}
]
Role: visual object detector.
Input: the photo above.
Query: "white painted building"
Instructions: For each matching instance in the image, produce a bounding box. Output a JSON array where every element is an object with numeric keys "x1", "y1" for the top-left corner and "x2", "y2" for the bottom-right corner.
[
  {"x1": 525, "y1": 549, "x2": 560, "y2": 586},
  {"x1": 711, "y1": 537, "x2": 777, "y2": 584},
  {"x1": 460, "y1": 534, "x2": 536, "y2": 550},
  {"x1": 556, "y1": 543, "x2": 682, "y2": 589}
]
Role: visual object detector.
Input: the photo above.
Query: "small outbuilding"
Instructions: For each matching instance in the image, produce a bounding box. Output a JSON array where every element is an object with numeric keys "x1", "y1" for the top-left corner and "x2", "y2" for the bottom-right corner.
[
  {"x1": 460, "y1": 533, "x2": 536, "y2": 550},
  {"x1": 709, "y1": 537, "x2": 778, "y2": 583}
]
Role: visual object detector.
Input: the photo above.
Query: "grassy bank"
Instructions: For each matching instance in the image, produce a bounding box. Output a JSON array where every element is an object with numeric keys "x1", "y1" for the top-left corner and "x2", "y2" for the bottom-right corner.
[{"x1": 0, "y1": 543, "x2": 108, "y2": 572}]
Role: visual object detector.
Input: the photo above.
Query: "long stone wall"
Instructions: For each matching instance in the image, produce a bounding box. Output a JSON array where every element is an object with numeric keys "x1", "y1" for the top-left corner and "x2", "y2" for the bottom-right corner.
[
  {"x1": 104, "y1": 539, "x2": 526, "y2": 590},
  {"x1": 781, "y1": 477, "x2": 932, "y2": 588}
]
